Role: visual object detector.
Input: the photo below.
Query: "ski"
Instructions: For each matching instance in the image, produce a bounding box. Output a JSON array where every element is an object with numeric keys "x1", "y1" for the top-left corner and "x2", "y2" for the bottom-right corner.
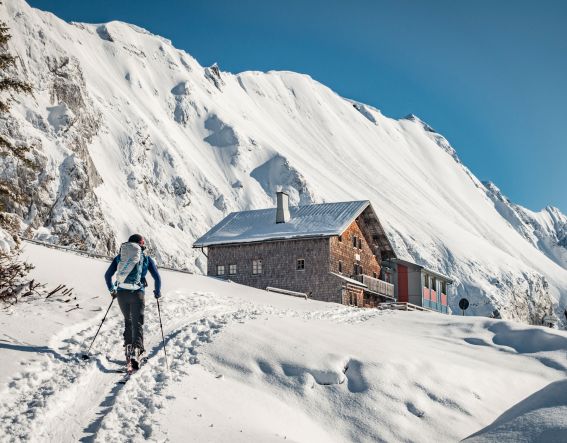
[
  {"x1": 117, "y1": 356, "x2": 146, "y2": 383},
  {"x1": 118, "y1": 374, "x2": 130, "y2": 384}
]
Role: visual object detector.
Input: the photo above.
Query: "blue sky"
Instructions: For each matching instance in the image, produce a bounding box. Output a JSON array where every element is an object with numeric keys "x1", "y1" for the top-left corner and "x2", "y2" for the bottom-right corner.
[{"x1": 28, "y1": 0, "x2": 567, "y2": 213}]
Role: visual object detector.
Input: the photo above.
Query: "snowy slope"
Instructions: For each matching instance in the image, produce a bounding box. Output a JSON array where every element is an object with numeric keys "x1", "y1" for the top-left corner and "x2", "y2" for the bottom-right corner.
[
  {"x1": 464, "y1": 379, "x2": 567, "y2": 442},
  {"x1": 0, "y1": 243, "x2": 566, "y2": 442},
  {"x1": 1, "y1": 0, "x2": 567, "y2": 323},
  {"x1": 483, "y1": 181, "x2": 567, "y2": 270}
]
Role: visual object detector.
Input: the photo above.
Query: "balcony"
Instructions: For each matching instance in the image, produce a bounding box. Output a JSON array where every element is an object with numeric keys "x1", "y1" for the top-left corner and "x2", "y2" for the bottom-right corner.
[{"x1": 351, "y1": 274, "x2": 395, "y2": 298}]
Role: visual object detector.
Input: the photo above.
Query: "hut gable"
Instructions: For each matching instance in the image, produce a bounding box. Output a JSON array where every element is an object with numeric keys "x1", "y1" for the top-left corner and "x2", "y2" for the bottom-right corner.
[{"x1": 329, "y1": 218, "x2": 381, "y2": 278}]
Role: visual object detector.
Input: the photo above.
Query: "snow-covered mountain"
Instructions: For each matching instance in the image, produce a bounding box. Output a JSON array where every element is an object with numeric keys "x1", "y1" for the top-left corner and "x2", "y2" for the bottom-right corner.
[
  {"x1": 1, "y1": 0, "x2": 567, "y2": 323},
  {"x1": 483, "y1": 181, "x2": 567, "y2": 270}
]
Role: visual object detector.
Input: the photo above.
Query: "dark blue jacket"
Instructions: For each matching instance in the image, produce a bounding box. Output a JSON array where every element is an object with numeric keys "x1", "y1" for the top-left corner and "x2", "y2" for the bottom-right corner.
[{"x1": 105, "y1": 255, "x2": 162, "y2": 294}]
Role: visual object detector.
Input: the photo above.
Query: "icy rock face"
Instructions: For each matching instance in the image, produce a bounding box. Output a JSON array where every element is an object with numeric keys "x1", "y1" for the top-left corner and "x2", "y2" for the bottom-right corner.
[
  {"x1": 0, "y1": 227, "x2": 16, "y2": 253},
  {"x1": 0, "y1": 8, "x2": 116, "y2": 254},
  {"x1": 2, "y1": 0, "x2": 567, "y2": 322},
  {"x1": 204, "y1": 63, "x2": 224, "y2": 90},
  {"x1": 483, "y1": 181, "x2": 567, "y2": 270}
]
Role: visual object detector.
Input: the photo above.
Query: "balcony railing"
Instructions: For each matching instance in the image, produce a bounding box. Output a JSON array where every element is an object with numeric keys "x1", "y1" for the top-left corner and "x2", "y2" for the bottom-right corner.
[{"x1": 351, "y1": 274, "x2": 395, "y2": 298}]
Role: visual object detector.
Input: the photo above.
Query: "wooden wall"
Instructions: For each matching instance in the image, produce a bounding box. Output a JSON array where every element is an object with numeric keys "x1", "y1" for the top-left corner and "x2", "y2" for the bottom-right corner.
[
  {"x1": 329, "y1": 218, "x2": 381, "y2": 278},
  {"x1": 207, "y1": 217, "x2": 383, "y2": 306},
  {"x1": 208, "y1": 238, "x2": 343, "y2": 303}
]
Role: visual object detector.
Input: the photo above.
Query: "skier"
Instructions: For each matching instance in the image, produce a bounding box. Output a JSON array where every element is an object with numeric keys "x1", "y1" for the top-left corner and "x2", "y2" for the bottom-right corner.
[{"x1": 104, "y1": 234, "x2": 161, "y2": 371}]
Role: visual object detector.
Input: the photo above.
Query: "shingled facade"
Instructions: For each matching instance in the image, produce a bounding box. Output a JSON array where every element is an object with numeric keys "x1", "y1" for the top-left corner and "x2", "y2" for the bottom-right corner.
[{"x1": 194, "y1": 193, "x2": 397, "y2": 306}]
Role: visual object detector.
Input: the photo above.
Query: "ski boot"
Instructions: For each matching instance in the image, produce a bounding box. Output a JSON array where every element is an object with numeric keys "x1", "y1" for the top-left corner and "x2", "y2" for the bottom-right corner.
[
  {"x1": 131, "y1": 346, "x2": 144, "y2": 371},
  {"x1": 125, "y1": 344, "x2": 134, "y2": 375}
]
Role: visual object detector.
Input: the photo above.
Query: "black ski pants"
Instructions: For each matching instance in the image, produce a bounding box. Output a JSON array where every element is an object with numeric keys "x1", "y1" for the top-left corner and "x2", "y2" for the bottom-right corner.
[{"x1": 117, "y1": 289, "x2": 145, "y2": 352}]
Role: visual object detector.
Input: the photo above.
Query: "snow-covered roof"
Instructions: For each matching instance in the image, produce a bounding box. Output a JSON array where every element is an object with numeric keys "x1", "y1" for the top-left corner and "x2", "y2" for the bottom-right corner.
[{"x1": 194, "y1": 201, "x2": 371, "y2": 247}]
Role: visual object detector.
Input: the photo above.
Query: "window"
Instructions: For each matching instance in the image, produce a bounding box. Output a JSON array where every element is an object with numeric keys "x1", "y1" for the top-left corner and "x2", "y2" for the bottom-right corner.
[
  {"x1": 252, "y1": 259, "x2": 263, "y2": 275},
  {"x1": 358, "y1": 238, "x2": 362, "y2": 249},
  {"x1": 441, "y1": 281, "x2": 447, "y2": 294},
  {"x1": 353, "y1": 261, "x2": 361, "y2": 275},
  {"x1": 229, "y1": 264, "x2": 237, "y2": 275},
  {"x1": 296, "y1": 258, "x2": 305, "y2": 270},
  {"x1": 338, "y1": 260, "x2": 343, "y2": 273},
  {"x1": 217, "y1": 265, "x2": 225, "y2": 276},
  {"x1": 352, "y1": 235, "x2": 357, "y2": 248},
  {"x1": 338, "y1": 235, "x2": 342, "y2": 242},
  {"x1": 431, "y1": 277, "x2": 437, "y2": 291},
  {"x1": 424, "y1": 274, "x2": 429, "y2": 288},
  {"x1": 373, "y1": 272, "x2": 377, "y2": 279}
]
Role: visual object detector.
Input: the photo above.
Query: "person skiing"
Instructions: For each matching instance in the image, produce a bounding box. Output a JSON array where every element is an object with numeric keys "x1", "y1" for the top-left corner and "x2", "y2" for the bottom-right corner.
[{"x1": 104, "y1": 234, "x2": 161, "y2": 371}]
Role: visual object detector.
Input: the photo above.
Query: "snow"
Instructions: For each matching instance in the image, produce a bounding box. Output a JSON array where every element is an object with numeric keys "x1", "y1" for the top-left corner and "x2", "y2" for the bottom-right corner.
[
  {"x1": 193, "y1": 200, "x2": 370, "y2": 247},
  {"x1": 1, "y1": 0, "x2": 567, "y2": 322},
  {"x1": 1, "y1": 243, "x2": 566, "y2": 442},
  {"x1": 464, "y1": 380, "x2": 567, "y2": 442},
  {"x1": 0, "y1": 228, "x2": 16, "y2": 253}
]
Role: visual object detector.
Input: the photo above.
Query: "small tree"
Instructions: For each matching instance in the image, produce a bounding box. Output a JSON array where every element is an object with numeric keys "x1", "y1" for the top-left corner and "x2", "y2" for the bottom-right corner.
[
  {"x1": 0, "y1": 4, "x2": 35, "y2": 304},
  {"x1": 0, "y1": 2, "x2": 32, "y2": 151},
  {"x1": 0, "y1": 243, "x2": 39, "y2": 305}
]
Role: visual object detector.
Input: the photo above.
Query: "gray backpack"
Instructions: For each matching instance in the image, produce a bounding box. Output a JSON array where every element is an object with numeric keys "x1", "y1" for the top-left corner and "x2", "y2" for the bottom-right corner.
[{"x1": 115, "y1": 242, "x2": 143, "y2": 289}]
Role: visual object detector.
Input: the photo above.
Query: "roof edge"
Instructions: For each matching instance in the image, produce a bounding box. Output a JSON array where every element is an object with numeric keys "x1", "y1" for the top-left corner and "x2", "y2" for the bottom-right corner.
[{"x1": 387, "y1": 258, "x2": 453, "y2": 283}]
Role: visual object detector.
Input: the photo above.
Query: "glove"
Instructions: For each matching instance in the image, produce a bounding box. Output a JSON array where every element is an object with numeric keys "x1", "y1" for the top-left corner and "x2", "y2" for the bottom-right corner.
[
  {"x1": 154, "y1": 290, "x2": 161, "y2": 299},
  {"x1": 110, "y1": 289, "x2": 117, "y2": 298}
]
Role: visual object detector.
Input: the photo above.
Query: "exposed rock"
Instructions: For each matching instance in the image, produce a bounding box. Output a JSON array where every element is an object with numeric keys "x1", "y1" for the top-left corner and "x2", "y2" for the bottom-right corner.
[{"x1": 204, "y1": 63, "x2": 224, "y2": 90}]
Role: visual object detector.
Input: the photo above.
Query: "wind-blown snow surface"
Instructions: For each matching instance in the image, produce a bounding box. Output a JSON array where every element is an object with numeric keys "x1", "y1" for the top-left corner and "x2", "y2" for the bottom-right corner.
[
  {"x1": 0, "y1": 243, "x2": 566, "y2": 442},
  {"x1": 1, "y1": 0, "x2": 567, "y2": 322}
]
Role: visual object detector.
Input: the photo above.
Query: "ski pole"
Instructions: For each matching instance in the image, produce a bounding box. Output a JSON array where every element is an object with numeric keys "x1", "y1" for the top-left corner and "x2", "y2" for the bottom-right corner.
[
  {"x1": 156, "y1": 298, "x2": 169, "y2": 371},
  {"x1": 82, "y1": 297, "x2": 115, "y2": 360}
]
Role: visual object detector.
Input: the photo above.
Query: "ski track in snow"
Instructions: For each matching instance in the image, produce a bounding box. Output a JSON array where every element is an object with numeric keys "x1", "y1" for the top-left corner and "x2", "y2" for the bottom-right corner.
[
  {"x1": 0, "y1": 291, "x2": 257, "y2": 442},
  {"x1": 0, "y1": 287, "x2": 377, "y2": 442}
]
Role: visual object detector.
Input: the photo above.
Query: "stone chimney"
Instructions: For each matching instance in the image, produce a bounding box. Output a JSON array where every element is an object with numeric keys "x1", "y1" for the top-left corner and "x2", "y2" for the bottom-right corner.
[{"x1": 276, "y1": 191, "x2": 290, "y2": 224}]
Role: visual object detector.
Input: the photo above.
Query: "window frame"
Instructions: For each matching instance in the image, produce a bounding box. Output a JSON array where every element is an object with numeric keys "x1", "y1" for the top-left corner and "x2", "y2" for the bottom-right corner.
[
  {"x1": 296, "y1": 258, "x2": 305, "y2": 271},
  {"x1": 229, "y1": 264, "x2": 237, "y2": 275},
  {"x1": 216, "y1": 265, "x2": 225, "y2": 276},
  {"x1": 252, "y1": 259, "x2": 263, "y2": 275}
]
